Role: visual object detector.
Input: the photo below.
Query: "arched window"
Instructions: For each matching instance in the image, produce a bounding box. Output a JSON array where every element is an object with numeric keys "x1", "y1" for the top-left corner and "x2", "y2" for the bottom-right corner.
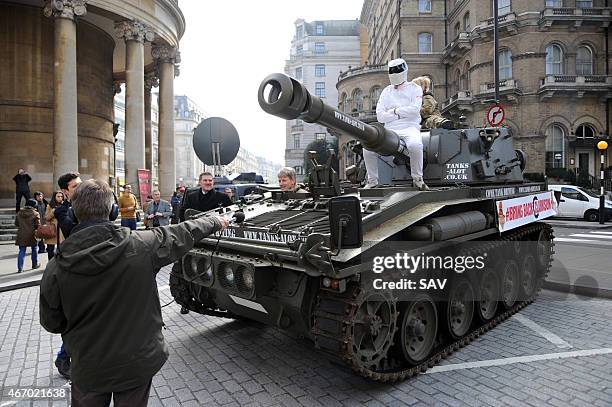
[
  {"x1": 340, "y1": 92, "x2": 347, "y2": 112},
  {"x1": 454, "y1": 68, "x2": 461, "y2": 95},
  {"x1": 454, "y1": 22, "x2": 461, "y2": 37},
  {"x1": 462, "y1": 62, "x2": 471, "y2": 91},
  {"x1": 370, "y1": 86, "x2": 382, "y2": 110},
  {"x1": 576, "y1": 124, "x2": 595, "y2": 139},
  {"x1": 499, "y1": 49, "x2": 512, "y2": 80},
  {"x1": 352, "y1": 88, "x2": 364, "y2": 112},
  {"x1": 545, "y1": 44, "x2": 564, "y2": 75},
  {"x1": 418, "y1": 33, "x2": 433, "y2": 53},
  {"x1": 576, "y1": 46, "x2": 593, "y2": 75},
  {"x1": 463, "y1": 13, "x2": 471, "y2": 31},
  {"x1": 545, "y1": 124, "x2": 566, "y2": 169}
]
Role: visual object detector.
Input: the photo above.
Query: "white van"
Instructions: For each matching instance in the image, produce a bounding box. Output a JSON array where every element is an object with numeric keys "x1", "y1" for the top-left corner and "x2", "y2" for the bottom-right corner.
[{"x1": 548, "y1": 185, "x2": 612, "y2": 222}]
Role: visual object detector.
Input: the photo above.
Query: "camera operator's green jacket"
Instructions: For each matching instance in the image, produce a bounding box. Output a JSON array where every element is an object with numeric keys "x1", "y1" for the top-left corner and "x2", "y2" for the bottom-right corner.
[{"x1": 40, "y1": 216, "x2": 223, "y2": 393}]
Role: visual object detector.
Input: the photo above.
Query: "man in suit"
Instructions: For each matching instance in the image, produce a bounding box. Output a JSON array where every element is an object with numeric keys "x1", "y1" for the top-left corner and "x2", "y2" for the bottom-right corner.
[
  {"x1": 179, "y1": 172, "x2": 232, "y2": 221},
  {"x1": 145, "y1": 190, "x2": 173, "y2": 227}
]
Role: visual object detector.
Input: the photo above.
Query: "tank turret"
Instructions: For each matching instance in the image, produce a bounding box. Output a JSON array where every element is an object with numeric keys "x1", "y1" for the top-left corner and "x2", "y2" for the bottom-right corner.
[{"x1": 258, "y1": 73, "x2": 527, "y2": 186}]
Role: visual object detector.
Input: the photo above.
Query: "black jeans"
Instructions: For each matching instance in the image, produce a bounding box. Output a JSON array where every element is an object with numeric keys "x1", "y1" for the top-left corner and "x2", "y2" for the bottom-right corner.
[
  {"x1": 16, "y1": 191, "x2": 30, "y2": 212},
  {"x1": 71, "y1": 378, "x2": 152, "y2": 407},
  {"x1": 47, "y1": 244, "x2": 55, "y2": 260}
]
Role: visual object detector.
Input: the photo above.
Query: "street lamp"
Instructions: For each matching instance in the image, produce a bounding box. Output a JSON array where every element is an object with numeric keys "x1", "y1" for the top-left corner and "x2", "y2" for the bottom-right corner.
[{"x1": 597, "y1": 140, "x2": 608, "y2": 224}]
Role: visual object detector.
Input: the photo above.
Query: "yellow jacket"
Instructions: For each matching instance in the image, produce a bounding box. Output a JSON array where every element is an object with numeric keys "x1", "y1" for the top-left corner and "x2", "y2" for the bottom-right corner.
[{"x1": 118, "y1": 193, "x2": 138, "y2": 219}]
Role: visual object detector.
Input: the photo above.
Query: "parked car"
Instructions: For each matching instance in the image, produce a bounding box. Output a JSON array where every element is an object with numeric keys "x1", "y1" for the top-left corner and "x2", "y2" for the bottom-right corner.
[{"x1": 548, "y1": 184, "x2": 612, "y2": 222}]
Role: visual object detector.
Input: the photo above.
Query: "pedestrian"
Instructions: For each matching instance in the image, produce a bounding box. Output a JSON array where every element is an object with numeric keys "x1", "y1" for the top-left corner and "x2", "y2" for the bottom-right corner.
[
  {"x1": 145, "y1": 190, "x2": 172, "y2": 227},
  {"x1": 118, "y1": 184, "x2": 139, "y2": 230},
  {"x1": 33, "y1": 191, "x2": 48, "y2": 254},
  {"x1": 40, "y1": 179, "x2": 229, "y2": 406},
  {"x1": 224, "y1": 187, "x2": 236, "y2": 202},
  {"x1": 179, "y1": 172, "x2": 232, "y2": 221},
  {"x1": 15, "y1": 198, "x2": 41, "y2": 273},
  {"x1": 171, "y1": 187, "x2": 185, "y2": 224},
  {"x1": 13, "y1": 168, "x2": 32, "y2": 213},
  {"x1": 278, "y1": 168, "x2": 308, "y2": 193},
  {"x1": 44, "y1": 191, "x2": 65, "y2": 260},
  {"x1": 373, "y1": 58, "x2": 429, "y2": 190},
  {"x1": 411, "y1": 76, "x2": 454, "y2": 130}
]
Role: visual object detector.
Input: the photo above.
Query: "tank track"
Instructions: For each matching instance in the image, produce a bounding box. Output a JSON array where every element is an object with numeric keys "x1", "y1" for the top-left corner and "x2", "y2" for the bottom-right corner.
[{"x1": 312, "y1": 222, "x2": 555, "y2": 382}]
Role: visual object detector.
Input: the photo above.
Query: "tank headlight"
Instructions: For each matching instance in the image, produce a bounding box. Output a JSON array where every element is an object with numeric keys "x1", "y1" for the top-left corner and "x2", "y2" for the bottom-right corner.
[
  {"x1": 323, "y1": 277, "x2": 331, "y2": 288},
  {"x1": 240, "y1": 267, "x2": 255, "y2": 291},
  {"x1": 219, "y1": 263, "x2": 235, "y2": 287}
]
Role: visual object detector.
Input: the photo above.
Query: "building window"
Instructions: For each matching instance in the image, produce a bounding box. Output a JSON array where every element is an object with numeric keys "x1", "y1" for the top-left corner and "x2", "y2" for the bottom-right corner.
[
  {"x1": 296, "y1": 44, "x2": 303, "y2": 55},
  {"x1": 294, "y1": 166, "x2": 304, "y2": 175},
  {"x1": 370, "y1": 86, "x2": 382, "y2": 109},
  {"x1": 116, "y1": 139, "x2": 124, "y2": 152},
  {"x1": 315, "y1": 42, "x2": 325, "y2": 54},
  {"x1": 316, "y1": 133, "x2": 326, "y2": 141},
  {"x1": 545, "y1": 0, "x2": 562, "y2": 6},
  {"x1": 295, "y1": 67, "x2": 302, "y2": 80},
  {"x1": 576, "y1": 0, "x2": 592, "y2": 7},
  {"x1": 499, "y1": 49, "x2": 513, "y2": 80},
  {"x1": 293, "y1": 134, "x2": 300, "y2": 149},
  {"x1": 576, "y1": 46, "x2": 593, "y2": 75},
  {"x1": 545, "y1": 44, "x2": 564, "y2": 75},
  {"x1": 315, "y1": 82, "x2": 326, "y2": 98},
  {"x1": 340, "y1": 92, "x2": 348, "y2": 112},
  {"x1": 418, "y1": 33, "x2": 433, "y2": 53},
  {"x1": 545, "y1": 124, "x2": 566, "y2": 169},
  {"x1": 463, "y1": 12, "x2": 470, "y2": 31},
  {"x1": 296, "y1": 25, "x2": 303, "y2": 39},
  {"x1": 418, "y1": 0, "x2": 431, "y2": 13},
  {"x1": 463, "y1": 62, "x2": 471, "y2": 91},
  {"x1": 315, "y1": 22, "x2": 325, "y2": 35},
  {"x1": 454, "y1": 22, "x2": 461, "y2": 37},
  {"x1": 352, "y1": 88, "x2": 364, "y2": 111},
  {"x1": 315, "y1": 64, "x2": 325, "y2": 77},
  {"x1": 496, "y1": 0, "x2": 511, "y2": 15},
  {"x1": 576, "y1": 124, "x2": 595, "y2": 139}
]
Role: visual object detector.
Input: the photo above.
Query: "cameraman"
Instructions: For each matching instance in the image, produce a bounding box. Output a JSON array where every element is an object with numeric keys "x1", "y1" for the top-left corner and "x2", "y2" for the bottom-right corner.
[{"x1": 40, "y1": 179, "x2": 228, "y2": 406}]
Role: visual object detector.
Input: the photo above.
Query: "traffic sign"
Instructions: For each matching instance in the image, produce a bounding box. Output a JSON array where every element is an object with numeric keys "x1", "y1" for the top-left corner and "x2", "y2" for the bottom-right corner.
[{"x1": 486, "y1": 104, "x2": 505, "y2": 127}]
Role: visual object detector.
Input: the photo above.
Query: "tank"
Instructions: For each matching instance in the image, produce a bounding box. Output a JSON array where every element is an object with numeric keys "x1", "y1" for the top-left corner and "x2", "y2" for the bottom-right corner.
[{"x1": 169, "y1": 73, "x2": 556, "y2": 382}]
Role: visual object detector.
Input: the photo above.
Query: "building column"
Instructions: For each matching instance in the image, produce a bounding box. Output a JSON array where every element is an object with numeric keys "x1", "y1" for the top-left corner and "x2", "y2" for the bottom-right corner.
[
  {"x1": 44, "y1": 0, "x2": 87, "y2": 183},
  {"x1": 144, "y1": 73, "x2": 159, "y2": 175},
  {"x1": 115, "y1": 20, "x2": 154, "y2": 188},
  {"x1": 152, "y1": 45, "x2": 180, "y2": 200}
]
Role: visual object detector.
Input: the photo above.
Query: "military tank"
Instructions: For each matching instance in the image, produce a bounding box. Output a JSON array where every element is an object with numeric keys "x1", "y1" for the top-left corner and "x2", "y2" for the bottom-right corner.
[{"x1": 169, "y1": 73, "x2": 557, "y2": 382}]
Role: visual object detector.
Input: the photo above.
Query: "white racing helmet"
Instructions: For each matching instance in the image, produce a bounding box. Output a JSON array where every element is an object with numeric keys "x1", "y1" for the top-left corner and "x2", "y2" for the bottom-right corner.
[{"x1": 388, "y1": 58, "x2": 408, "y2": 86}]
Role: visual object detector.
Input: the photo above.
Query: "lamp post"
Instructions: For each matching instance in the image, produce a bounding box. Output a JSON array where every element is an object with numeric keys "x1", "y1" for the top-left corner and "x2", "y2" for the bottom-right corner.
[{"x1": 597, "y1": 140, "x2": 608, "y2": 224}]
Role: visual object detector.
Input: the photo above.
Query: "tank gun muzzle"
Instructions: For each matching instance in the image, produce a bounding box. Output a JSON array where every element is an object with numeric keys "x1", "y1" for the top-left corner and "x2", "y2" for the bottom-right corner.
[{"x1": 258, "y1": 73, "x2": 403, "y2": 157}]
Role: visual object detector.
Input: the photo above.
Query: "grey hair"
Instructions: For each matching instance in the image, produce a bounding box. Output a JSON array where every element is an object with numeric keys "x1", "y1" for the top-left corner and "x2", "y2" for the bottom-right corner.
[
  {"x1": 277, "y1": 167, "x2": 296, "y2": 181},
  {"x1": 71, "y1": 179, "x2": 113, "y2": 222}
]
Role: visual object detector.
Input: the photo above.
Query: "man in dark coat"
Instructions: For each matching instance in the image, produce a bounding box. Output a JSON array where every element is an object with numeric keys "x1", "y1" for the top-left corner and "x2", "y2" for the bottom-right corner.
[
  {"x1": 53, "y1": 172, "x2": 82, "y2": 239},
  {"x1": 40, "y1": 179, "x2": 228, "y2": 406},
  {"x1": 179, "y1": 172, "x2": 232, "y2": 221},
  {"x1": 13, "y1": 168, "x2": 32, "y2": 213}
]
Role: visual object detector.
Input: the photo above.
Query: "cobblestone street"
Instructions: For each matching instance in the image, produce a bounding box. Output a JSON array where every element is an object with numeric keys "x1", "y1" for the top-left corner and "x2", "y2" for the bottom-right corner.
[{"x1": 0, "y1": 266, "x2": 611, "y2": 406}]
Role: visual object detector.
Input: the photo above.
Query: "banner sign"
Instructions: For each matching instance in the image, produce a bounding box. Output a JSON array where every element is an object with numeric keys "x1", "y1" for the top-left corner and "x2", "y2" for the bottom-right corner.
[
  {"x1": 137, "y1": 169, "x2": 151, "y2": 205},
  {"x1": 496, "y1": 191, "x2": 558, "y2": 232}
]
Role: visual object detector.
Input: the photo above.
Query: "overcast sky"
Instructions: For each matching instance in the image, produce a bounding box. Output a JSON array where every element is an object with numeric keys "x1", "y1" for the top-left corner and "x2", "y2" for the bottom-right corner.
[{"x1": 174, "y1": 1, "x2": 364, "y2": 165}]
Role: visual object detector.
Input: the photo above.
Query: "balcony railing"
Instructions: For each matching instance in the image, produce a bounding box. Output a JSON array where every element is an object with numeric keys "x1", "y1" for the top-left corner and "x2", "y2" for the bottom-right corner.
[
  {"x1": 539, "y1": 7, "x2": 611, "y2": 29},
  {"x1": 290, "y1": 125, "x2": 304, "y2": 132},
  {"x1": 442, "y1": 32, "x2": 472, "y2": 64},
  {"x1": 338, "y1": 64, "x2": 387, "y2": 82},
  {"x1": 478, "y1": 12, "x2": 519, "y2": 36},
  {"x1": 441, "y1": 91, "x2": 473, "y2": 113},
  {"x1": 478, "y1": 79, "x2": 519, "y2": 94},
  {"x1": 539, "y1": 75, "x2": 612, "y2": 99}
]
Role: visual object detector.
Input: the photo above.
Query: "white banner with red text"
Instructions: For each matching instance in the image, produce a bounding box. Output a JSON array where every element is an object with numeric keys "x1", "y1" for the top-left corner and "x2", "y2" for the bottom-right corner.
[{"x1": 496, "y1": 191, "x2": 558, "y2": 232}]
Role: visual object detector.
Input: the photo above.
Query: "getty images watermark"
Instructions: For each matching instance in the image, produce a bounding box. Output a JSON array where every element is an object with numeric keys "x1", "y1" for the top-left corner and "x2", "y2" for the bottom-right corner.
[{"x1": 370, "y1": 252, "x2": 487, "y2": 290}]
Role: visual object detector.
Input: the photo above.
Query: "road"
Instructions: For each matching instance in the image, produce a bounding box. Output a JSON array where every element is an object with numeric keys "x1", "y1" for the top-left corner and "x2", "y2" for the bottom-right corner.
[{"x1": 0, "y1": 263, "x2": 611, "y2": 407}]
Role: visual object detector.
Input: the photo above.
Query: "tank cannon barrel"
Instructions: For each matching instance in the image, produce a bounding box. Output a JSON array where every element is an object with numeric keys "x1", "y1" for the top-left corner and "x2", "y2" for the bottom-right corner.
[{"x1": 258, "y1": 73, "x2": 401, "y2": 157}]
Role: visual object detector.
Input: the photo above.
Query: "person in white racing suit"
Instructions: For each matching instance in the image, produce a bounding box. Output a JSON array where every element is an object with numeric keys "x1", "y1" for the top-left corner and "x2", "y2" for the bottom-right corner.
[{"x1": 363, "y1": 58, "x2": 429, "y2": 190}]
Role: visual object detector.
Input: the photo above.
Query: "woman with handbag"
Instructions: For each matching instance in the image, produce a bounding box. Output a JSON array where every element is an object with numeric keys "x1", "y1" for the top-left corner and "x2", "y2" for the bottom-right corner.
[
  {"x1": 15, "y1": 199, "x2": 41, "y2": 273},
  {"x1": 44, "y1": 191, "x2": 65, "y2": 259}
]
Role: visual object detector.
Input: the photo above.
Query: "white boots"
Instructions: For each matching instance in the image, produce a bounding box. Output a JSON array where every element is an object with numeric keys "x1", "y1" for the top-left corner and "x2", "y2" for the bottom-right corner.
[{"x1": 413, "y1": 176, "x2": 429, "y2": 191}]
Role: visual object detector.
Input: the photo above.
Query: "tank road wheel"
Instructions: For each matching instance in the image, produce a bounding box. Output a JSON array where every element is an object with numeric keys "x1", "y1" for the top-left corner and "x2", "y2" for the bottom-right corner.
[
  {"x1": 501, "y1": 260, "x2": 520, "y2": 309},
  {"x1": 520, "y1": 255, "x2": 538, "y2": 300},
  {"x1": 442, "y1": 278, "x2": 475, "y2": 340},
  {"x1": 535, "y1": 226, "x2": 554, "y2": 270},
  {"x1": 350, "y1": 290, "x2": 398, "y2": 372},
  {"x1": 399, "y1": 294, "x2": 438, "y2": 365},
  {"x1": 477, "y1": 269, "x2": 499, "y2": 322}
]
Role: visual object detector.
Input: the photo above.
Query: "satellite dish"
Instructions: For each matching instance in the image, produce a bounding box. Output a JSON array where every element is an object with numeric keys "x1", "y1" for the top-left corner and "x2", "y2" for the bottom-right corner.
[{"x1": 193, "y1": 117, "x2": 240, "y2": 165}]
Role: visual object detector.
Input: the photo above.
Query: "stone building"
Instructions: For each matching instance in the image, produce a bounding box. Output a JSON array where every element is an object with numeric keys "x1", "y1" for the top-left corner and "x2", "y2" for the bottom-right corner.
[
  {"x1": 0, "y1": 0, "x2": 184, "y2": 203},
  {"x1": 337, "y1": 0, "x2": 611, "y2": 179},
  {"x1": 174, "y1": 95, "x2": 206, "y2": 187},
  {"x1": 284, "y1": 19, "x2": 361, "y2": 181}
]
